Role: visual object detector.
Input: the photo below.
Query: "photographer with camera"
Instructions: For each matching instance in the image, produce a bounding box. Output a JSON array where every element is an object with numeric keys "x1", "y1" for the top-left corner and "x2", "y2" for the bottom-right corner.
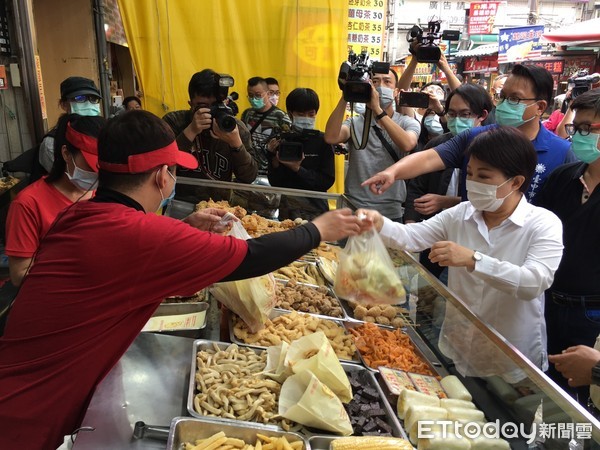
[
  {"x1": 162, "y1": 69, "x2": 257, "y2": 202},
  {"x1": 325, "y1": 53, "x2": 420, "y2": 222},
  {"x1": 266, "y1": 88, "x2": 335, "y2": 220},
  {"x1": 556, "y1": 71, "x2": 600, "y2": 139}
]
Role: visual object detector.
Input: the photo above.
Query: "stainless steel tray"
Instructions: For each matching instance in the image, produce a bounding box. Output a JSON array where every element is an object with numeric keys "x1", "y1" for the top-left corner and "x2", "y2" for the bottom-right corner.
[
  {"x1": 230, "y1": 309, "x2": 360, "y2": 363},
  {"x1": 338, "y1": 298, "x2": 411, "y2": 329},
  {"x1": 274, "y1": 279, "x2": 347, "y2": 320},
  {"x1": 308, "y1": 435, "x2": 337, "y2": 450},
  {"x1": 142, "y1": 302, "x2": 209, "y2": 338},
  {"x1": 167, "y1": 416, "x2": 309, "y2": 450},
  {"x1": 343, "y1": 321, "x2": 439, "y2": 376},
  {"x1": 187, "y1": 339, "x2": 281, "y2": 431}
]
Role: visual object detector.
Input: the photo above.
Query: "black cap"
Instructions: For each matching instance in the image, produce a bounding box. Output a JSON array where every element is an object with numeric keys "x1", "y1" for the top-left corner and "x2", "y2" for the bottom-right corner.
[{"x1": 60, "y1": 76, "x2": 101, "y2": 100}]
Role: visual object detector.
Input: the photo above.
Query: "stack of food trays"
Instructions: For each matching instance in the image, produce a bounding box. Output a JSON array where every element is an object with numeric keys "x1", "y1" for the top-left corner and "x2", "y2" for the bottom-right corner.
[{"x1": 142, "y1": 289, "x2": 209, "y2": 338}]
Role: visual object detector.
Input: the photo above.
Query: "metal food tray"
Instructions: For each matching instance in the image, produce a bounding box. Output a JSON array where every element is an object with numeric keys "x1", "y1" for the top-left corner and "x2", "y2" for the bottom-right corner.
[
  {"x1": 167, "y1": 416, "x2": 309, "y2": 450},
  {"x1": 230, "y1": 309, "x2": 361, "y2": 363},
  {"x1": 142, "y1": 302, "x2": 209, "y2": 338},
  {"x1": 343, "y1": 321, "x2": 440, "y2": 376},
  {"x1": 274, "y1": 279, "x2": 348, "y2": 321},
  {"x1": 308, "y1": 436, "x2": 337, "y2": 450},
  {"x1": 338, "y1": 298, "x2": 411, "y2": 329},
  {"x1": 273, "y1": 260, "x2": 327, "y2": 285},
  {"x1": 187, "y1": 339, "x2": 283, "y2": 431}
]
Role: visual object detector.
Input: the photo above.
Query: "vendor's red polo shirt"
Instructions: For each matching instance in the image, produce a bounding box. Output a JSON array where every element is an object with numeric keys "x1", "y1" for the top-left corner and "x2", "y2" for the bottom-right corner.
[
  {"x1": 5, "y1": 177, "x2": 73, "y2": 257},
  {"x1": 0, "y1": 200, "x2": 247, "y2": 450}
]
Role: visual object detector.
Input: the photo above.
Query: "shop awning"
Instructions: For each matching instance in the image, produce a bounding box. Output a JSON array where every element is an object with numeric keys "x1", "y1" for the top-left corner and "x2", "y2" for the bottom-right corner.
[
  {"x1": 542, "y1": 18, "x2": 600, "y2": 46},
  {"x1": 454, "y1": 43, "x2": 498, "y2": 58}
]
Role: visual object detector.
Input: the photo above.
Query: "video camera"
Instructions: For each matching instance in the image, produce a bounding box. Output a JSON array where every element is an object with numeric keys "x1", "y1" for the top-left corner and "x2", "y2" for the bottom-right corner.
[
  {"x1": 338, "y1": 51, "x2": 390, "y2": 103},
  {"x1": 273, "y1": 128, "x2": 320, "y2": 162},
  {"x1": 568, "y1": 70, "x2": 600, "y2": 99},
  {"x1": 407, "y1": 20, "x2": 459, "y2": 63}
]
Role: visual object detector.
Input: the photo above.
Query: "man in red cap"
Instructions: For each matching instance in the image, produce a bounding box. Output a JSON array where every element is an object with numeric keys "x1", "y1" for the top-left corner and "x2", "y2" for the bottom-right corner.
[{"x1": 0, "y1": 110, "x2": 361, "y2": 450}]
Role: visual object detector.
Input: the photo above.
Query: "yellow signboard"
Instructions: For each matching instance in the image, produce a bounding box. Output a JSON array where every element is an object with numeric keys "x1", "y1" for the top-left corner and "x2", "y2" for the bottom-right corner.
[{"x1": 347, "y1": 0, "x2": 386, "y2": 59}]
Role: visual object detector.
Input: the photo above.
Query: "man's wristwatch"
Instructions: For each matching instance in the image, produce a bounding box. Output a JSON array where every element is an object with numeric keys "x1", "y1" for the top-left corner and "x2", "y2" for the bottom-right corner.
[
  {"x1": 592, "y1": 362, "x2": 600, "y2": 386},
  {"x1": 472, "y1": 250, "x2": 483, "y2": 262},
  {"x1": 374, "y1": 111, "x2": 387, "y2": 121}
]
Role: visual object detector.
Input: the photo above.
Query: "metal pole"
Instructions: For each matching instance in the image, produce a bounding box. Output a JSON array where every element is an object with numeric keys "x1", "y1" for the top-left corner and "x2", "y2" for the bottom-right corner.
[
  {"x1": 12, "y1": 0, "x2": 45, "y2": 143},
  {"x1": 92, "y1": 0, "x2": 111, "y2": 118},
  {"x1": 391, "y1": 0, "x2": 400, "y2": 63}
]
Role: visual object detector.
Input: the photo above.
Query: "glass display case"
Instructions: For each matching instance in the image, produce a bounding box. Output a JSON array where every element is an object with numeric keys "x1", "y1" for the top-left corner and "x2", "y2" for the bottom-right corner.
[{"x1": 179, "y1": 177, "x2": 600, "y2": 449}]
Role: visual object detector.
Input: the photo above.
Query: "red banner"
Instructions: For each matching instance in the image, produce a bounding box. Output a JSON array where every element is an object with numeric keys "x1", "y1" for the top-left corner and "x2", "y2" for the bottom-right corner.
[
  {"x1": 523, "y1": 59, "x2": 565, "y2": 75},
  {"x1": 464, "y1": 56, "x2": 498, "y2": 73},
  {"x1": 468, "y1": 2, "x2": 501, "y2": 35}
]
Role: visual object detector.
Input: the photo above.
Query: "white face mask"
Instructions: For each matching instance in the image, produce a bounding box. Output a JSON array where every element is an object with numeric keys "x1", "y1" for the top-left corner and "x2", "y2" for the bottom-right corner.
[
  {"x1": 268, "y1": 95, "x2": 279, "y2": 106},
  {"x1": 466, "y1": 178, "x2": 514, "y2": 212},
  {"x1": 65, "y1": 159, "x2": 98, "y2": 191},
  {"x1": 376, "y1": 86, "x2": 395, "y2": 110},
  {"x1": 292, "y1": 116, "x2": 316, "y2": 130},
  {"x1": 353, "y1": 103, "x2": 366, "y2": 115},
  {"x1": 424, "y1": 114, "x2": 444, "y2": 136}
]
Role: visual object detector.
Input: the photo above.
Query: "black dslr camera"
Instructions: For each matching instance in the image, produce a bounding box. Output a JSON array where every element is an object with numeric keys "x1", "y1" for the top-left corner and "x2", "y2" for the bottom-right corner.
[
  {"x1": 201, "y1": 73, "x2": 237, "y2": 132},
  {"x1": 338, "y1": 51, "x2": 390, "y2": 103},
  {"x1": 275, "y1": 129, "x2": 320, "y2": 162},
  {"x1": 568, "y1": 70, "x2": 600, "y2": 99},
  {"x1": 407, "y1": 21, "x2": 459, "y2": 63}
]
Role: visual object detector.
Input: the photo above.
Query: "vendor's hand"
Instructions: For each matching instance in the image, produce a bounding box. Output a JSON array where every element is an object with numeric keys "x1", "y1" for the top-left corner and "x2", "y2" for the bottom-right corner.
[
  {"x1": 183, "y1": 208, "x2": 238, "y2": 233},
  {"x1": 187, "y1": 107, "x2": 212, "y2": 136},
  {"x1": 414, "y1": 193, "x2": 446, "y2": 216},
  {"x1": 356, "y1": 208, "x2": 384, "y2": 232},
  {"x1": 311, "y1": 208, "x2": 362, "y2": 242},
  {"x1": 361, "y1": 170, "x2": 395, "y2": 195},
  {"x1": 277, "y1": 154, "x2": 304, "y2": 172},
  {"x1": 429, "y1": 241, "x2": 474, "y2": 268},
  {"x1": 549, "y1": 346, "x2": 600, "y2": 387},
  {"x1": 210, "y1": 119, "x2": 242, "y2": 148}
]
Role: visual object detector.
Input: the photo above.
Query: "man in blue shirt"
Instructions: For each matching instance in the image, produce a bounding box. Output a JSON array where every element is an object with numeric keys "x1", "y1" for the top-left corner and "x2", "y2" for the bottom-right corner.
[{"x1": 363, "y1": 64, "x2": 576, "y2": 202}]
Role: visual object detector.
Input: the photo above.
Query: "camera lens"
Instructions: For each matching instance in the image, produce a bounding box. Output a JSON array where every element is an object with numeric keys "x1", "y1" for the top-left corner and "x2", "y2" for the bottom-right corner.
[{"x1": 218, "y1": 115, "x2": 237, "y2": 133}]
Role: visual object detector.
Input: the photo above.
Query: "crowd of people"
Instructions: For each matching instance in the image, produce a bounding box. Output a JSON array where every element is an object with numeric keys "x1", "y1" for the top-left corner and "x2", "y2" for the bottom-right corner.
[{"x1": 1, "y1": 52, "x2": 600, "y2": 448}]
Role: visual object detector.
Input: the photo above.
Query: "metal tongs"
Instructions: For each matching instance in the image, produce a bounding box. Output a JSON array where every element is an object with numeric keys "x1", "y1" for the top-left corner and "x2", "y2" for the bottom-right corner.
[{"x1": 132, "y1": 421, "x2": 170, "y2": 441}]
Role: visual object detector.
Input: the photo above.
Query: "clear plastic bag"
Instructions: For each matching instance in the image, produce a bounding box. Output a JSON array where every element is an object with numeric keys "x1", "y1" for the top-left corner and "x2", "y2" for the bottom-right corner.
[
  {"x1": 334, "y1": 228, "x2": 406, "y2": 305},
  {"x1": 209, "y1": 221, "x2": 276, "y2": 332}
]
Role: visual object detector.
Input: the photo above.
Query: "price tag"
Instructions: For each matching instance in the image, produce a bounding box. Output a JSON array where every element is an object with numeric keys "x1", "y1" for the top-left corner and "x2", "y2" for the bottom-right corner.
[{"x1": 379, "y1": 367, "x2": 416, "y2": 396}]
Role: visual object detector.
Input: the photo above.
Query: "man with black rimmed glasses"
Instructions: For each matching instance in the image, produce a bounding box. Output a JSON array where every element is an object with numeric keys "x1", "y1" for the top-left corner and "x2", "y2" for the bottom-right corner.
[
  {"x1": 538, "y1": 88, "x2": 600, "y2": 404},
  {"x1": 38, "y1": 76, "x2": 103, "y2": 173},
  {"x1": 362, "y1": 64, "x2": 577, "y2": 203}
]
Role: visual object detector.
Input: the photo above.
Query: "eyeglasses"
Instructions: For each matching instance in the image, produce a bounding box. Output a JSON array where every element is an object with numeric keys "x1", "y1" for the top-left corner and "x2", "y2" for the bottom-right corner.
[
  {"x1": 564, "y1": 122, "x2": 600, "y2": 136},
  {"x1": 447, "y1": 110, "x2": 476, "y2": 119},
  {"x1": 494, "y1": 92, "x2": 538, "y2": 105},
  {"x1": 71, "y1": 95, "x2": 101, "y2": 104},
  {"x1": 268, "y1": 90, "x2": 280, "y2": 96},
  {"x1": 248, "y1": 92, "x2": 265, "y2": 99}
]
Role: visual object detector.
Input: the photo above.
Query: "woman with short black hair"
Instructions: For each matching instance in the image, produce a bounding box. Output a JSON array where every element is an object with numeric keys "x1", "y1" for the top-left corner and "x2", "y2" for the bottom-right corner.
[{"x1": 359, "y1": 126, "x2": 564, "y2": 382}]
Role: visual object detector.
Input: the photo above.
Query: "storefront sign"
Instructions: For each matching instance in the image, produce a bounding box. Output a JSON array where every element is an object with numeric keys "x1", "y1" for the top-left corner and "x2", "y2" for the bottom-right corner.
[
  {"x1": 347, "y1": 0, "x2": 387, "y2": 59},
  {"x1": 34, "y1": 55, "x2": 47, "y2": 120},
  {"x1": 497, "y1": 25, "x2": 544, "y2": 63},
  {"x1": 0, "y1": 0, "x2": 11, "y2": 56},
  {"x1": 468, "y1": 2, "x2": 501, "y2": 35},
  {"x1": 562, "y1": 55, "x2": 597, "y2": 80},
  {"x1": 464, "y1": 56, "x2": 499, "y2": 73},
  {"x1": 523, "y1": 59, "x2": 565, "y2": 75}
]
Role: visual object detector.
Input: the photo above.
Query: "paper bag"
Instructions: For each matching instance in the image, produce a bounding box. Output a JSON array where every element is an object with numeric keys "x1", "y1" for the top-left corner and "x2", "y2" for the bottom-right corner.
[
  {"x1": 263, "y1": 341, "x2": 293, "y2": 383},
  {"x1": 209, "y1": 221, "x2": 276, "y2": 332},
  {"x1": 285, "y1": 331, "x2": 352, "y2": 403},
  {"x1": 279, "y1": 370, "x2": 353, "y2": 435}
]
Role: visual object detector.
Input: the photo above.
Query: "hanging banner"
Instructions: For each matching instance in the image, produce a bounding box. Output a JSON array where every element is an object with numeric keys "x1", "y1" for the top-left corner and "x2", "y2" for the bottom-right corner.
[
  {"x1": 497, "y1": 25, "x2": 544, "y2": 64},
  {"x1": 468, "y1": 1, "x2": 502, "y2": 35},
  {"x1": 347, "y1": 0, "x2": 386, "y2": 59},
  {"x1": 523, "y1": 59, "x2": 565, "y2": 75},
  {"x1": 464, "y1": 56, "x2": 498, "y2": 74}
]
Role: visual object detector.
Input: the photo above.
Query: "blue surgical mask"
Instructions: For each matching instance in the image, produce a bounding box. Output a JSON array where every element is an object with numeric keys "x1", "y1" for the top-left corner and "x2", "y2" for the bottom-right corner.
[
  {"x1": 424, "y1": 115, "x2": 444, "y2": 136},
  {"x1": 495, "y1": 100, "x2": 537, "y2": 128},
  {"x1": 65, "y1": 159, "x2": 98, "y2": 191},
  {"x1": 249, "y1": 97, "x2": 265, "y2": 110},
  {"x1": 376, "y1": 86, "x2": 395, "y2": 110},
  {"x1": 571, "y1": 132, "x2": 600, "y2": 163},
  {"x1": 447, "y1": 117, "x2": 476, "y2": 136},
  {"x1": 353, "y1": 103, "x2": 366, "y2": 115},
  {"x1": 292, "y1": 116, "x2": 316, "y2": 130},
  {"x1": 157, "y1": 170, "x2": 177, "y2": 210},
  {"x1": 70, "y1": 101, "x2": 101, "y2": 117}
]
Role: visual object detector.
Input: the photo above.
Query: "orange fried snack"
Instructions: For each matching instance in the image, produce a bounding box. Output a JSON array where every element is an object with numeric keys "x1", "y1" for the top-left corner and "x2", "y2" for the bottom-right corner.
[{"x1": 349, "y1": 322, "x2": 434, "y2": 375}]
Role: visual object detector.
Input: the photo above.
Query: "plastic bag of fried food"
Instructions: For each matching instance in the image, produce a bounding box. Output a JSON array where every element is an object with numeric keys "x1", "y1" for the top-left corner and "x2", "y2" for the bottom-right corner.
[
  {"x1": 210, "y1": 221, "x2": 276, "y2": 332},
  {"x1": 334, "y1": 229, "x2": 405, "y2": 305}
]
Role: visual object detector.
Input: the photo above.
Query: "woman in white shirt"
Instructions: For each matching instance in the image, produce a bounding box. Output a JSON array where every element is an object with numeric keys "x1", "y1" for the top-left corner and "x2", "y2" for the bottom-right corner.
[{"x1": 359, "y1": 126, "x2": 564, "y2": 382}]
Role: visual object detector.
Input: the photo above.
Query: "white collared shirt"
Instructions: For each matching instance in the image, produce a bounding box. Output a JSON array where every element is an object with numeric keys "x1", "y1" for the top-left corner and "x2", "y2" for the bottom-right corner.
[{"x1": 380, "y1": 196, "x2": 563, "y2": 382}]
